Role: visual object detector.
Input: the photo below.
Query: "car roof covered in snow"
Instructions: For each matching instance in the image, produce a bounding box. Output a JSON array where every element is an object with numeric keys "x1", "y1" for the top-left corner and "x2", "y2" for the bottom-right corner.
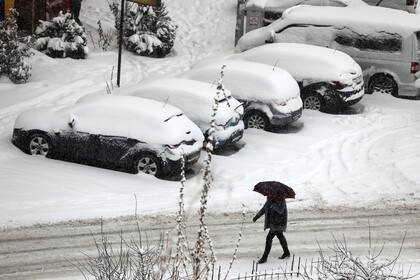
[
  {"x1": 230, "y1": 43, "x2": 361, "y2": 82},
  {"x1": 281, "y1": 5, "x2": 420, "y2": 34},
  {"x1": 117, "y1": 78, "x2": 242, "y2": 131},
  {"x1": 15, "y1": 95, "x2": 203, "y2": 145},
  {"x1": 181, "y1": 60, "x2": 300, "y2": 102},
  {"x1": 237, "y1": 5, "x2": 420, "y2": 51},
  {"x1": 246, "y1": 0, "x2": 366, "y2": 10}
]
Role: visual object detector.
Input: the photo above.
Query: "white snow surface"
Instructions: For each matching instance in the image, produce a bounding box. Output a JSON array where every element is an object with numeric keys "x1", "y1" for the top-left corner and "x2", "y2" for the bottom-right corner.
[
  {"x1": 237, "y1": 5, "x2": 420, "y2": 51},
  {"x1": 181, "y1": 60, "x2": 301, "y2": 103},
  {"x1": 246, "y1": 0, "x2": 368, "y2": 10},
  {"x1": 0, "y1": 0, "x2": 419, "y2": 230},
  {"x1": 231, "y1": 43, "x2": 362, "y2": 84},
  {"x1": 116, "y1": 78, "x2": 242, "y2": 131}
]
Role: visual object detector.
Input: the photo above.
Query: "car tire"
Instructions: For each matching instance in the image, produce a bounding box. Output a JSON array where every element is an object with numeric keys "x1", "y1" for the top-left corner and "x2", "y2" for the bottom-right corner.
[
  {"x1": 243, "y1": 110, "x2": 269, "y2": 130},
  {"x1": 27, "y1": 132, "x2": 51, "y2": 157},
  {"x1": 134, "y1": 153, "x2": 163, "y2": 177},
  {"x1": 367, "y1": 74, "x2": 398, "y2": 96},
  {"x1": 302, "y1": 92, "x2": 325, "y2": 111}
]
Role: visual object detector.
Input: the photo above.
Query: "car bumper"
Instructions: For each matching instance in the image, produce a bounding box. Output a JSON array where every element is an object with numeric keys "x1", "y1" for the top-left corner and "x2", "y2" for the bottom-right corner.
[
  {"x1": 270, "y1": 108, "x2": 302, "y2": 127},
  {"x1": 213, "y1": 121, "x2": 244, "y2": 149},
  {"x1": 337, "y1": 86, "x2": 365, "y2": 106},
  {"x1": 163, "y1": 149, "x2": 201, "y2": 175}
]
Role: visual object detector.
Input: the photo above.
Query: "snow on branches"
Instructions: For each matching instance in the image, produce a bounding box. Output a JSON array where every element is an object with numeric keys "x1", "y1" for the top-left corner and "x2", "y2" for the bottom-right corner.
[
  {"x1": 124, "y1": 2, "x2": 176, "y2": 58},
  {"x1": 0, "y1": 9, "x2": 32, "y2": 84},
  {"x1": 35, "y1": 11, "x2": 88, "y2": 59}
]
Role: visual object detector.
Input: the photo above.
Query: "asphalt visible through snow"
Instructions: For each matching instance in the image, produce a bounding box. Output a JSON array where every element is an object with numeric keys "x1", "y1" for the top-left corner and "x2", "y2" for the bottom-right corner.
[{"x1": 0, "y1": 208, "x2": 419, "y2": 280}]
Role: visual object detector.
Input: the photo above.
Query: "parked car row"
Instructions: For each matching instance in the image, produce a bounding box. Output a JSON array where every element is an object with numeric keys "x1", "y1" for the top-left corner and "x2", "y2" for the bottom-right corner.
[
  {"x1": 13, "y1": 0, "x2": 419, "y2": 180},
  {"x1": 237, "y1": 5, "x2": 420, "y2": 98}
]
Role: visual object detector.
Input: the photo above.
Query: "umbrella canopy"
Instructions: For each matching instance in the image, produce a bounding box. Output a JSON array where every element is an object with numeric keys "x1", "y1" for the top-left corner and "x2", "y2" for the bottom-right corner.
[{"x1": 253, "y1": 181, "x2": 295, "y2": 199}]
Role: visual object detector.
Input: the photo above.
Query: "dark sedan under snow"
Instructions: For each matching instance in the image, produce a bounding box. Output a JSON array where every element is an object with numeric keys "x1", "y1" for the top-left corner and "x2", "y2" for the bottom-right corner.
[{"x1": 12, "y1": 95, "x2": 204, "y2": 178}]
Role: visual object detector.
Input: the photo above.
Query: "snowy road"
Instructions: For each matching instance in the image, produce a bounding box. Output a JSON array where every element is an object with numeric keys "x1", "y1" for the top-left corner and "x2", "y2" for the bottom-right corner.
[{"x1": 0, "y1": 208, "x2": 419, "y2": 280}]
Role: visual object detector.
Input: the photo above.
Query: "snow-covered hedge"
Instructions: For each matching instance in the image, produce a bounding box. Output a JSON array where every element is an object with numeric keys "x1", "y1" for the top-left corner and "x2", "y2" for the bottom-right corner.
[
  {"x1": 123, "y1": 2, "x2": 176, "y2": 58},
  {"x1": 35, "y1": 12, "x2": 88, "y2": 59},
  {"x1": 0, "y1": 9, "x2": 32, "y2": 84}
]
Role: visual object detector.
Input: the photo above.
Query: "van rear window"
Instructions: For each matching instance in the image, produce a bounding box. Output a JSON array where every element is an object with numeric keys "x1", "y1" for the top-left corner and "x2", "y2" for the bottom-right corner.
[{"x1": 417, "y1": 32, "x2": 420, "y2": 51}]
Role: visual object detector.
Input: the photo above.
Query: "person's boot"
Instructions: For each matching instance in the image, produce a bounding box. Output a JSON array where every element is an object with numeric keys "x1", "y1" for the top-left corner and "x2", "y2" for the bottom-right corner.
[
  {"x1": 258, "y1": 256, "x2": 267, "y2": 264},
  {"x1": 279, "y1": 248, "x2": 290, "y2": 259}
]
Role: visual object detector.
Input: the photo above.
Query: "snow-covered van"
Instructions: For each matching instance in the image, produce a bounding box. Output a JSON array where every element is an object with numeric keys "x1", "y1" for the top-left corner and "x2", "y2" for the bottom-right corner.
[
  {"x1": 237, "y1": 5, "x2": 420, "y2": 98},
  {"x1": 180, "y1": 60, "x2": 302, "y2": 130},
  {"x1": 244, "y1": 0, "x2": 367, "y2": 31},
  {"x1": 230, "y1": 43, "x2": 364, "y2": 112},
  {"x1": 13, "y1": 95, "x2": 204, "y2": 178},
  {"x1": 120, "y1": 78, "x2": 244, "y2": 150}
]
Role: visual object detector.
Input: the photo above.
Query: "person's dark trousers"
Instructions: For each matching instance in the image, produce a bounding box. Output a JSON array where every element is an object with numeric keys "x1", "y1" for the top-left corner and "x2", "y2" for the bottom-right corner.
[
  {"x1": 72, "y1": 0, "x2": 82, "y2": 25},
  {"x1": 259, "y1": 231, "x2": 290, "y2": 263}
]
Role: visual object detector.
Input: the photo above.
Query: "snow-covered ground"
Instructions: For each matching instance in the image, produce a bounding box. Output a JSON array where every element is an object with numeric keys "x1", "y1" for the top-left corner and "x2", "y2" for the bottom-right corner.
[{"x1": 0, "y1": 0, "x2": 420, "y2": 228}]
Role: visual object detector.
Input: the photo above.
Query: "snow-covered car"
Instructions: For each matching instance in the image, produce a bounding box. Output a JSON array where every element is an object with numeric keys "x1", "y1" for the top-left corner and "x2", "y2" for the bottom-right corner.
[
  {"x1": 230, "y1": 43, "x2": 364, "y2": 112},
  {"x1": 180, "y1": 60, "x2": 302, "y2": 130},
  {"x1": 117, "y1": 78, "x2": 244, "y2": 150},
  {"x1": 244, "y1": 0, "x2": 367, "y2": 30},
  {"x1": 12, "y1": 95, "x2": 204, "y2": 178},
  {"x1": 237, "y1": 5, "x2": 420, "y2": 98}
]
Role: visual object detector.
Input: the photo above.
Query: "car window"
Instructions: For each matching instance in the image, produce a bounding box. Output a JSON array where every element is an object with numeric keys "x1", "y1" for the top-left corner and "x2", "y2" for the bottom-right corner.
[
  {"x1": 416, "y1": 32, "x2": 420, "y2": 52},
  {"x1": 275, "y1": 24, "x2": 335, "y2": 47},
  {"x1": 334, "y1": 28, "x2": 402, "y2": 52}
]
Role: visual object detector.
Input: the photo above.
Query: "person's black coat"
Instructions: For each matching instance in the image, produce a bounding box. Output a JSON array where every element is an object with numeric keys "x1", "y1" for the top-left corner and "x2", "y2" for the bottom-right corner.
[{"x1": 253, "y1": 198, "x2": 287, "y2": 231}]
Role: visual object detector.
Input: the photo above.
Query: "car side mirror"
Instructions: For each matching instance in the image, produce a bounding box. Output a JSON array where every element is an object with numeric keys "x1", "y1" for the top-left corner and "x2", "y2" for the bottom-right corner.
[{"x1": 68, "y1": 115, "x2": 76, "y2": 129}]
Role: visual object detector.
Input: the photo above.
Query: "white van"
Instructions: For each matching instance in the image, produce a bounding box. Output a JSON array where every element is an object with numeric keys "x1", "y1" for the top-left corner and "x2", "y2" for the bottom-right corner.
[
  {"x1": 237, "y1": 5, "x2": 420, "y2": 98},
  {"x1": 180, "y1": 60, "x2": 302, "y2": 131}
]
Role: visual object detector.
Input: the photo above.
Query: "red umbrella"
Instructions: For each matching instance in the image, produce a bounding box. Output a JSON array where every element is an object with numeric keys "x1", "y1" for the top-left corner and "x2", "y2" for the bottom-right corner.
[{"x1": 253, "y1": 181, "x2": 295, "y2": 200}]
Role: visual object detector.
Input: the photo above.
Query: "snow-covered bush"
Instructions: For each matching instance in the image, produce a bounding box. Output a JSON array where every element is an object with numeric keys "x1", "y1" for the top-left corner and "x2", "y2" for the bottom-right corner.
[
  {"x1": 35, "y1": 11, "x2": 88, "y2": 59},
  {"x1": 124, "y1": 2, "x2": 176, "y2": 58},
  {"x1": 0, "y1": 9, "x2": 32, "y2": 84}
]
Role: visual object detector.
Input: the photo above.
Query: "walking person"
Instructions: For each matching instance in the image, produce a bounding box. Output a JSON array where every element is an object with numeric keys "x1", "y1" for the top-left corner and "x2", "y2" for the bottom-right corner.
[
  {"x1": 253, "y1": 197, "x2": 290, "y2": 264},
  {"x1": 71, "y1": 0, "x2": 82, "y2": 25}
]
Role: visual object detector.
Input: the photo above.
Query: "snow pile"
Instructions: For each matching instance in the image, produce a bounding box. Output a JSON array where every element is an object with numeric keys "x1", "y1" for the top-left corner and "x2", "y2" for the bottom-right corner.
[
  {"x1": 117, "y1": 78, "x2": 242, "y2": 130},
  {"x1": 35, "y1": 12, "x2": 89, "y2": 59},
  {"x1": 231, "y1": 43, "x2": 362, "y2": 84},
  {"x1": 16, "y1": 95, "x2": 203, "y2": 146},
  {"x1": 124, "y1": 2, "x2": 177, "y2": 57},
  {"x1": 181, "y1": 60, "x2": 300, "y2": 103}
]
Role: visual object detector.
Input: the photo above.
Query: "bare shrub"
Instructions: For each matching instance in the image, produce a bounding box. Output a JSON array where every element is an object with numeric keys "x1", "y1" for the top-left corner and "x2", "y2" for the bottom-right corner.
[{"x1": 301, "y1": 228, "x2": 418, "y2": 280}]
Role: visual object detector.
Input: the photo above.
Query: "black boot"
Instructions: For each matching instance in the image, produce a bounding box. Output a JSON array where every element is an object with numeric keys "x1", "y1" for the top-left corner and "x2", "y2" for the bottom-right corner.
[
  {"x1": 258, "y1": 257, "x2": 267, "y2": 264},
  {"x1": 279, "y1": 251, "x2": 290, "y2": 259}
]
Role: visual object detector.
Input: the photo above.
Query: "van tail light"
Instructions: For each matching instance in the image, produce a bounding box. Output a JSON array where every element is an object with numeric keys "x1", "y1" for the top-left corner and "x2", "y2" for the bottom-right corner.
[{"x1": 411, "y1": 62, "x2": 419, "y2": 73}]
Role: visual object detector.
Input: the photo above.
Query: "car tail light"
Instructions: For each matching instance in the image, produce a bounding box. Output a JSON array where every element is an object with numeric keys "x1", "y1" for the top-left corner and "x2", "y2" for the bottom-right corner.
[
  {"x1": 407, "y1": 0, "x2": 416, "y2": 5},
  {"x1": 411, "y1": 62, "x2": 419, "y2": 73}
]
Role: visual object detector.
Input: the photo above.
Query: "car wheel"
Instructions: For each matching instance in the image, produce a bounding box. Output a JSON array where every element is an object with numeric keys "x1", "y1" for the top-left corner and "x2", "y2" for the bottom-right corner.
[
  {"x1": 367, "y1": 74, "x2": 398, "y2": 96},
  {"x1": 244, "y1": 111, "x2": 269, "y2": 130},
  {"x1": 28, "y1": 133, "x2": 51, "y2": 156},
  {"x1": 303, "y1": 93, "x2": 324, "y2": 111},
  {"x1": 135, "y1": 153, "x2": 162, "y2": 177}
]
